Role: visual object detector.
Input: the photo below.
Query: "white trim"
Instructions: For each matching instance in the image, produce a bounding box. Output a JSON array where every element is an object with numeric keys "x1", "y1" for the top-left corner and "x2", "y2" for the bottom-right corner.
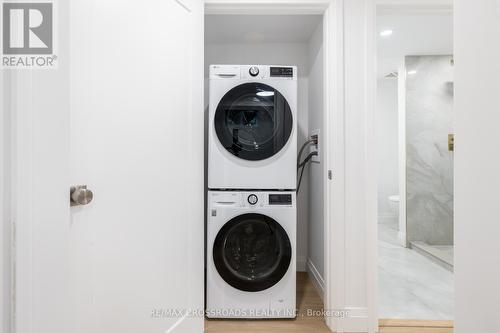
[
  {"x1": 328, "y1": 0, "x2": 378, "y2": 331},
  {"x1": 323, "y1": 1, "x2": 344, "y2": 331},
  {"x1": 0, "y1": 63, "x2": 4, "y2": 333},
  {"x1": 1, "y1": 65, "x2": 14, "y2": 333},
  {"x1": 297, "y1": 255, "x2": 307, "y2": 272},
  {"x1": 188, "y1": 1, "x2": 206, "y2": 332},
  {"x1": 342, "y1": 307, "x2": 370, "y2": 332},
  {"x1": 205, "y1": 0, "x2": 330, "y2": 15},
  {"x1": 397, "y1": 60, "x2": 407, "y2": 248},
  {"x1": 13, "y1": 68, "x2": 35, "y2": 333},
  {"x1": 375, "y1": 0, "x2": 452, "y2": 5},
  {"x1": 0, "y1": 58, "x2": 7, "y2": 333},
  {"x1": 365, "y1": 1, "x2": 379, "y2": 331},
  {"x1": 378, "y1": 4, "x2": 452, "y2": 15},
  {"x1": 307, "y1": 259, "x2": 325, "y2": 301}
]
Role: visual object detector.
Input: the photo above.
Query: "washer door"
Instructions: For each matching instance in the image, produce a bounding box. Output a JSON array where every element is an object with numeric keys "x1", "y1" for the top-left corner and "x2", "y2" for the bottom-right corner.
[
  {"x1": 214, "y1": 83, "x2": 293, "y2": 161},
  {"x1": 213, "y1": 213, "x2": 292, "y2": 292}
]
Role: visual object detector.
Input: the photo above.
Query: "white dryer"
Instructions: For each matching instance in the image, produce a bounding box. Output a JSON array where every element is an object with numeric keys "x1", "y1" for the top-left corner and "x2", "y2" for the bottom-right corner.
[
  {"x1": 206, "y1": 191, "x2": 296, "y2": 319},
  {"x1": 208, "y1": 65, "x2": 297, "y2": 190}
]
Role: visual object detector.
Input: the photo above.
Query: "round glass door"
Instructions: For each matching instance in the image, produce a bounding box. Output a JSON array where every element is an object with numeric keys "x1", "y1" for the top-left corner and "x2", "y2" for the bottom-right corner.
[
  {"x1": 213, "y1": 213, "x2": 292, "y2": 292},
  {"x1": 214, "y1": 83, "x2": 293, "y2": 161}
]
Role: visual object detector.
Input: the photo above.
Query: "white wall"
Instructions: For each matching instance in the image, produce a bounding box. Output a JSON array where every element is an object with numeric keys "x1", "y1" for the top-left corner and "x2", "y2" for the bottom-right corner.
[
  {"x1": 455, "y1": 1, "x2": 500, "y2": 332},
  {"x1": 376, "y1": 79, "x2": 399, "y2": 224},
  {"x1": 306, "y1": 22, "x2": 325, "y2": 285},
  {"x1": 204, "y1": 42, "x2": 310, "y2": 270}
]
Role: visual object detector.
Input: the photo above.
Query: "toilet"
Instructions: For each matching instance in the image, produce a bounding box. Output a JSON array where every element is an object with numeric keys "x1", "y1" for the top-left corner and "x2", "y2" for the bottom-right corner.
[{"x1": 388, "y1": 195, "x2": 400, "y2": 216}]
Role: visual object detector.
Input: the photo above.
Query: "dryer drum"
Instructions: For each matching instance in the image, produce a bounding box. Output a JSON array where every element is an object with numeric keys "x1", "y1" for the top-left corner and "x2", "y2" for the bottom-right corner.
[
  {"x1": 214, "y1": 82, "x2": 293, "y2": 161},
  {"x1": 213, "y1": 213, "x2": 292, "y2": 292}
]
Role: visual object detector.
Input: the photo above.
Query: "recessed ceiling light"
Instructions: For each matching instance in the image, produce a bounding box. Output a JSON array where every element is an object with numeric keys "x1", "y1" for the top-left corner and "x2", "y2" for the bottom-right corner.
[
  {"x1": 380, "y1": 29, "x2": 393, "y2": 37},
  {"x1": 407, "y1": 70, "x2": 418, "y2": 75}
]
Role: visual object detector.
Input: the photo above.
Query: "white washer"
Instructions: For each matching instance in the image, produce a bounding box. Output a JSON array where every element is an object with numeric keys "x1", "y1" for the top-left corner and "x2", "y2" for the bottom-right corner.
[
  {"x1": 208, "y1": 65, "x2": 297, "y2": 190},
  {"x1": 206, "y1": 190, "x2": 296, "y2": 319}
]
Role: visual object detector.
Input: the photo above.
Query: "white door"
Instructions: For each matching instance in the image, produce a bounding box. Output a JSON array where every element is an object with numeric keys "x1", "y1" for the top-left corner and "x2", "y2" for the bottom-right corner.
[{"x1": 12, "y1": 0, "x2": 204, "y2": 332}]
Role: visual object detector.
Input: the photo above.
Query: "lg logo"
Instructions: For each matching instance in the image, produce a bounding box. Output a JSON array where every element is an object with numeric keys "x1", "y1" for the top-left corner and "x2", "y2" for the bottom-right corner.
[{"x1": 2, "y1": 2, "x2": 53, "y2": 54}]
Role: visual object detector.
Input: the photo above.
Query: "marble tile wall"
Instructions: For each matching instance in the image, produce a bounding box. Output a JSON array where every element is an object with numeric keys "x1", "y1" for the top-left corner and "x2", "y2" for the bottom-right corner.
[{"x1": 405, "y1": 55, "x2": 454, "y2": 245}]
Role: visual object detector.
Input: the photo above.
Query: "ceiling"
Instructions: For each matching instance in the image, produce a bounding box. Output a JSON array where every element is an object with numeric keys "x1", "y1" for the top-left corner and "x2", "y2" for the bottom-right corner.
[
  {"x1": 205, "y1": 15, "x2": 323, "y2": 44},
  {"x1": 205, "y1": 13, "x2": 452, "y2": 77},
  {"x1": 377, "y1": 13, "x2": 453, "y2": 78}
]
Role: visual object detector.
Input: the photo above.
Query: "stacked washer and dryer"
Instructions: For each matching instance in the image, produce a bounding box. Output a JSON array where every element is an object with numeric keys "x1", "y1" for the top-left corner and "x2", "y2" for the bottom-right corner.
[{"x1": 207, "y1": 65, "x2": 298, "y2": 319}]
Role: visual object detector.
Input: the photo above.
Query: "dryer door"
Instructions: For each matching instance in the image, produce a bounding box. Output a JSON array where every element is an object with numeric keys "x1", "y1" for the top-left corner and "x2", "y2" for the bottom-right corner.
[
  {"x1": 213, "y1": 213, "x2": 292, "y2": 292},
  {"x1": 214, "y1": 83, "x2": 293, "y2": 161}
]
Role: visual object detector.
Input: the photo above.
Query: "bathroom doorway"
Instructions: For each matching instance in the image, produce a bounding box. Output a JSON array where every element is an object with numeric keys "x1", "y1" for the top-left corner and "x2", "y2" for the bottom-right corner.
[{"x1": 375, "y1": 3, "x2": 454, "y2": 322}]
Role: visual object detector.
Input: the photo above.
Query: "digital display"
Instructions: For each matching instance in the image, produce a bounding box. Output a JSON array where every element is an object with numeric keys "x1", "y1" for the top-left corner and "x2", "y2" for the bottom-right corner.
[
  {"x1": 269, "y1": 194, "x2": 292, "y2": 205},
  {"x1": 270, "y1": 67, "x2": 294, "y2": 78}
]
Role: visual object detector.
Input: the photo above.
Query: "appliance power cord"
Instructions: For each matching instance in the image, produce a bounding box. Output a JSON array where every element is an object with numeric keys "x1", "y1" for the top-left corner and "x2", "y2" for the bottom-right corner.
[{"x1": 297, "y1": 151, "x2": 318, "y2": 192}]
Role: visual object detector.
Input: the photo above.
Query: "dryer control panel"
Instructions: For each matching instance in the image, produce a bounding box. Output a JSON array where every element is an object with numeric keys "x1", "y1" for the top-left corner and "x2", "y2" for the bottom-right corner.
[
  {"x1": 210, "y1": 65, "x2": 297, "y2": 81},
  {"x1": 270, "y1": 67, "x2": 294, "y2": 78}
]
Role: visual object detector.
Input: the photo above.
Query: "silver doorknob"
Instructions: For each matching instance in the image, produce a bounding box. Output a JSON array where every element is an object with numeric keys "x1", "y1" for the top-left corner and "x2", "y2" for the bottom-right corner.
[{"x1": 70, "y1": 185, "x2": 93, "y2": 206}]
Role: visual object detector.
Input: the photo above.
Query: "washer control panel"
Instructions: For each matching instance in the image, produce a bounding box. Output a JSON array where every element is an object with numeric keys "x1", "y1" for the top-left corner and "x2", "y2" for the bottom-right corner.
[
  {"x1": 243, "y1": 192, "x2": 294, "y2": 207},
  {"x1": 209, "y1": 191, "x2": 295, "y2": 209}
]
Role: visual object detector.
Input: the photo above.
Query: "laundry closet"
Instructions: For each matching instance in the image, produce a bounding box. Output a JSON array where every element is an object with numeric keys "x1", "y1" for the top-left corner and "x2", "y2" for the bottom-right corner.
[{"x1": 204, "y1": 13, "x2": 326, "y2": 318}]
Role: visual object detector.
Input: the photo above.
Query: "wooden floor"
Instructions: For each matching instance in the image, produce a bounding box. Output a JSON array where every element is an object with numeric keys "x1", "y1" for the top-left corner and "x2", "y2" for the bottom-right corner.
[
  {"x1": 379, "y1": 319, "x2": 453, "y2": 333},
  {"x1": 205, "y1": 273, "x2": 453, "y2": 333}
]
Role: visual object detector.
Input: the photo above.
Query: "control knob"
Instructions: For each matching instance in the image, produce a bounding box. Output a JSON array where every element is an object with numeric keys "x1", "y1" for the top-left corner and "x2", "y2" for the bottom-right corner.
[
  {"x1": 247, "y1": 194, "x2": 258, "y2": 205},
  {"x1": 249, "y1": 66, "x2": 260, "y2": 77}
]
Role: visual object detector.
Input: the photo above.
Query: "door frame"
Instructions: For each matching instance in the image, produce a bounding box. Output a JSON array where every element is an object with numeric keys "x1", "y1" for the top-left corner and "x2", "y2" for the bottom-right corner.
[
  {"x1": 368, "y1": 0, "x2": 453, "y2": 328},
  {"x1": 205, "y1": 0, "x2": 372, "y2": 331},
  {"x1": 0, "y1": 65, "x2": 12, "y2": 333},
  {"x1": 0, "y1": 68, "x2": 5, "y2": 332}
]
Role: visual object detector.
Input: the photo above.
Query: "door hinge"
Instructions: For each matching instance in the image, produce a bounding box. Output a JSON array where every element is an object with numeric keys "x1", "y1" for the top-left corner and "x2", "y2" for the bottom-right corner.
[
  {"x1": 328, "y1": 170, "x2": 333, "y2": 180},
  {"x1": 448, "y1": 133, "x2": 454, "y2": 152}
]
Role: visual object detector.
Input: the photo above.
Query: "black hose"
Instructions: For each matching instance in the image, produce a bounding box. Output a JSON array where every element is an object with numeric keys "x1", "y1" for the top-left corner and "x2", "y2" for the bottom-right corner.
[
  {"x1": 297, "y1": 151, "x2": 318, "y2": 192},
  {"x1": 297, "y1": 139, "x2": 314, "y2": 167},
  {"x1": 298, "y1": 151, "x2": 318, "y2": 168}
]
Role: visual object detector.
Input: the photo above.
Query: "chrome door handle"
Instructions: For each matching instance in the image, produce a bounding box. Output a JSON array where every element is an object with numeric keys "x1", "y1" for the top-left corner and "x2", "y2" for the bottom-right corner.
[{"x1": 70, "y1": 185, "x2": 94, "y2": 206}]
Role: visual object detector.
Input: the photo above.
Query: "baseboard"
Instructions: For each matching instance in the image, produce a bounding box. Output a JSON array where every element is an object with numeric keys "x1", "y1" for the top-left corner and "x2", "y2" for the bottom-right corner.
[
  {"x1": 306, "y1": 259, "x2": 324, "y2": 301},
  {"x1": 306, "y1": 260, "x2": 372, "y2": 332},
  {"x1": 297, "y1": 256, "x2": 307, "y2": 272}
]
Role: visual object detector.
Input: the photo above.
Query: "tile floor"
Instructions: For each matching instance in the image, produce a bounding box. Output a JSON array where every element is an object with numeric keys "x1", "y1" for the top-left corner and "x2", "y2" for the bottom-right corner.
[
  {"x1": 378, "y1": 222, "x2": 454, "y2": 320},
  {"x1": 410, "y1": 241, "x2": 454, "y2": 271}
]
